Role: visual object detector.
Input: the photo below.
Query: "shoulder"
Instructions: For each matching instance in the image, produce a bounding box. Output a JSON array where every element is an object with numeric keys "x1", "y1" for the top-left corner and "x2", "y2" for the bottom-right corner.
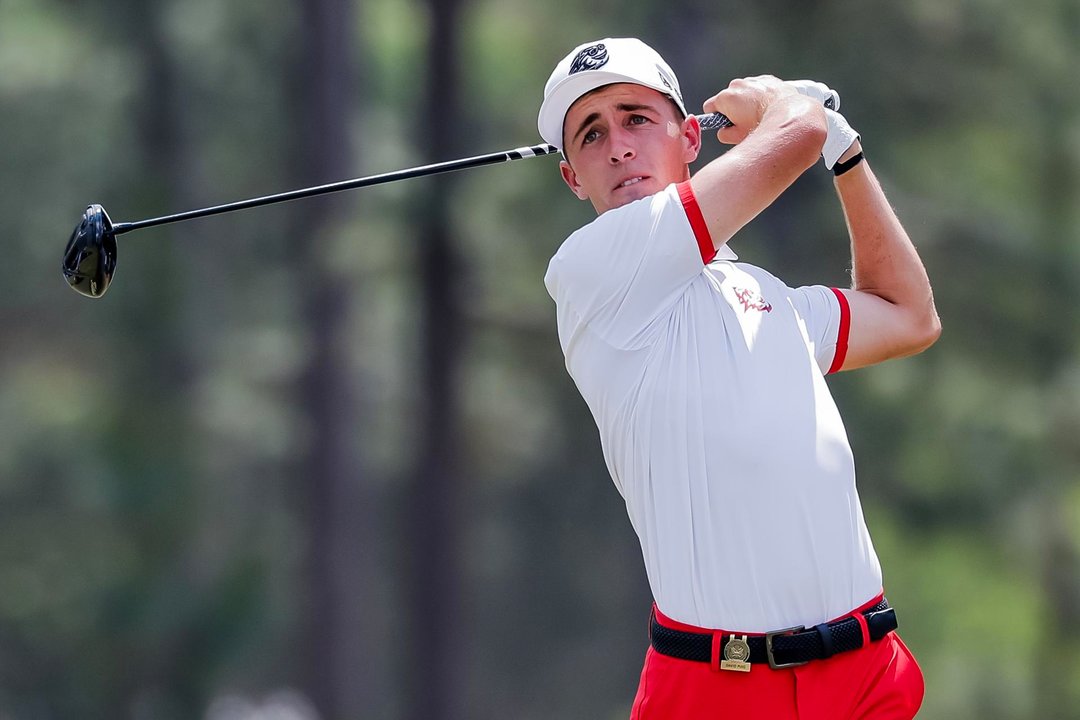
[
  {"x1": 573, "y1": 184, "x2": 684, "y2": 243},
  {"x1": 726, "y1": 261, "x2": 788, "y2": 291},
  {"x1": 545, "y1": 185, "x2": 686, "y2": 285},
  {"x1": 719, "y1": 262, "x2": 835, "y2": 317}
]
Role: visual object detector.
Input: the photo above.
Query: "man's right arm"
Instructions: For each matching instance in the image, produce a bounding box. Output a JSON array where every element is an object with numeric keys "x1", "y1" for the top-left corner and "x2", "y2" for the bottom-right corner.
[{"x1": 689, "y1": 76, "x2": 827, "y2": 250}]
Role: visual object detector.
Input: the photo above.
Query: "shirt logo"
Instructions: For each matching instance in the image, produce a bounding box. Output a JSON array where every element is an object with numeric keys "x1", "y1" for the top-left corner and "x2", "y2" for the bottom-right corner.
[
  {"x1": 569, "y1": 43, "x2": 609, "y2": 74},
  {"x1": 733, "y1": 287, "x2": 772, "y2": 313}
]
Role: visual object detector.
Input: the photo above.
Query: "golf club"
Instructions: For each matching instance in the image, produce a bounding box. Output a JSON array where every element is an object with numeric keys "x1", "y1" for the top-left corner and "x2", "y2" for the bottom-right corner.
[{"x1": 62, "y1": 112, "x2": 738, "y2": 298}]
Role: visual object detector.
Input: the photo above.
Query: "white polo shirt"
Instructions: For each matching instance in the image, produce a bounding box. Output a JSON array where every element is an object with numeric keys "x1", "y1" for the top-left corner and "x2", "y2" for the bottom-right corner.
[{"x1": 544, "y1": 182, "x2": 882, "y2": 633}]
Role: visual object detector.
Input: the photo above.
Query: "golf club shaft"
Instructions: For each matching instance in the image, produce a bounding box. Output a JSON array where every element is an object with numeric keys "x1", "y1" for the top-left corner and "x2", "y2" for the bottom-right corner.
[
  {"x1": 110, "y1": 112, "x2": 736, "y2": 235},
  {"x1": 111, "y1": 142, "x2": 562, "y2": 235}
]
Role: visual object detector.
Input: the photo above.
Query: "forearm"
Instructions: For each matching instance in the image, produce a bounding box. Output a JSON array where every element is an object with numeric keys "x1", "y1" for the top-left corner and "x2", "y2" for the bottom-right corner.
[
  {"x1": 836, "y1": 149, "x2": 941, "y2": 349},
  {"x1": 692, "y1": 92, "x2": 826, "y2": 247}
]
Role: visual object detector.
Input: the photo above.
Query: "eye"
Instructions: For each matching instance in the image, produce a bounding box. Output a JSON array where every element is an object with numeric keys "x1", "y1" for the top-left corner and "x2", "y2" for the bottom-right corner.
[
  {"x1": 628, "y1": 114, "x2": 650, "y2": 125},
  {"x1": 582, "y1": 128, "x2": 600, "y2": 145}
]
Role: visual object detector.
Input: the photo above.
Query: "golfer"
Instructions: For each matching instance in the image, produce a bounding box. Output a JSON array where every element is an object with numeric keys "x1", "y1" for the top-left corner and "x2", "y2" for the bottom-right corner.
[{"x1": 539, "y1": 38, "x2": 939, "y2": 719}]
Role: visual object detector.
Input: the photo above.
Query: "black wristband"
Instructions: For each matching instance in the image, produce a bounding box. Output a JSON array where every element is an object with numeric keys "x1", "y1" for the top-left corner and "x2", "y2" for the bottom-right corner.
[{"x1": 833, "y1": 151, "x2": 865, "y2": 176}]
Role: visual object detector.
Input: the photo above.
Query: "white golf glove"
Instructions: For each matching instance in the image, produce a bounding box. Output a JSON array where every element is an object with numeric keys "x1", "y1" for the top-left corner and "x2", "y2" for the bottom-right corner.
[
  {"x1": 786, "y1": 80, "x2": 860, "y2": 169},
  {"x1": 787, "y1": 80, "x2": 840, "y2": 112},
  {"x1": 821, "y1": 108, "x2": 860, "y2": 170}
]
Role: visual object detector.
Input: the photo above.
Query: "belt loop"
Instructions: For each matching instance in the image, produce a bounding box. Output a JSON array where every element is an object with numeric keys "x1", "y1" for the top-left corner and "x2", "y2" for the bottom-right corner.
[
  {"x1": 815, "y1": 623, "x2": 835, "y2": 659},
  {"x1": 853, "y1": 611, "x2": 870, "y2": 648},
  {"x1": 710, "y1": 632, "x2": 723, "y2": 672}
]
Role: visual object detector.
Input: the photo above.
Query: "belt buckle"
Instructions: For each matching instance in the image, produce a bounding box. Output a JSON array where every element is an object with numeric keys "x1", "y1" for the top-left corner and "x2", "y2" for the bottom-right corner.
[{"x1": 765, "y1": 625, "x2": 808, "y2": 669}]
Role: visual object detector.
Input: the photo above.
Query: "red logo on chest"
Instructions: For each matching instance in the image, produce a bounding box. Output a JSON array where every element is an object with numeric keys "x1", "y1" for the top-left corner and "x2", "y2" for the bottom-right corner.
[{"x1": 733, "y1": 287, "x2": 772, "y2": 313}]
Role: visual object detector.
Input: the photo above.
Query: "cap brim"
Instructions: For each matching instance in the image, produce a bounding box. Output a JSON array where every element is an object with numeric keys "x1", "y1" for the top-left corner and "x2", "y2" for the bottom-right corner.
[{"x1": 538, "y1": 70, "x2": 685, "y2": 149}]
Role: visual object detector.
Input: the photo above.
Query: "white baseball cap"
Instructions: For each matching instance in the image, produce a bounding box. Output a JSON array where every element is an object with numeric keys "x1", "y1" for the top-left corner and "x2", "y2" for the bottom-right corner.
[{"x1": 538, "y1": 38, "x2": 688, "y2": 149}]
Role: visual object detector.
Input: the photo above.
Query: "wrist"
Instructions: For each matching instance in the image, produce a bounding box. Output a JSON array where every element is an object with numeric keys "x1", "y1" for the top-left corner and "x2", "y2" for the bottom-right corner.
[
  {"x1": 821, "y1": 108, "x2": 860, "y2": 169},
  {"x1": 836, "y1": 139, "x2": 863, "y2": 165},
  {"x1": 832, "y1": 150, "x2": 865, "y2": 177}
]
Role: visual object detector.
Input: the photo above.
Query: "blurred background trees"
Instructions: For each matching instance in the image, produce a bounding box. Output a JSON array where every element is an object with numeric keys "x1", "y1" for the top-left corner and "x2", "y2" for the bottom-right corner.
[{"x1": 1, "y1": 0, "x2": 1078, "y2": 717}]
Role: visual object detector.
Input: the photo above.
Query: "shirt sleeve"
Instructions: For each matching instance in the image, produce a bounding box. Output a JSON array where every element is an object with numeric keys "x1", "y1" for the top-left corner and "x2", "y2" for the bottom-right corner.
[
  {"x1": 544, "y1": 183, "x2": 714, "y2": 348},
  {"x1": 787, "y1": 285, "x2": 851, "y2": 374}
]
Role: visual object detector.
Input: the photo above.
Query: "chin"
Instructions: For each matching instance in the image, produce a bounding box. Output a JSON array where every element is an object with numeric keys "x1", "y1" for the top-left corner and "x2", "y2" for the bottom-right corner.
[{"x1": 609, "y1": 185, "x2": 654, "y2": 209}]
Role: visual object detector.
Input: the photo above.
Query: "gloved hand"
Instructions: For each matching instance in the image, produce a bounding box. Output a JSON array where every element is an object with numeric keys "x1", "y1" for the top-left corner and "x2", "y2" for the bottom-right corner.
[
  {"x1": 786, "y1": 80, "x2": 860, "y2": 170},
  {"x1": 821, "y1": 108, "x2": 860, "y2": 170},
  {"x1": 786, "y1": 80, "x2": 840, "y2": 112}
]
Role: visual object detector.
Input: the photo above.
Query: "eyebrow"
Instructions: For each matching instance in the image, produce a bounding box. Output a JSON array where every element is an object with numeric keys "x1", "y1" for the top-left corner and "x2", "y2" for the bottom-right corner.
[{"x1": 571, "y1": 102, "x2": 657, "y2": 145}]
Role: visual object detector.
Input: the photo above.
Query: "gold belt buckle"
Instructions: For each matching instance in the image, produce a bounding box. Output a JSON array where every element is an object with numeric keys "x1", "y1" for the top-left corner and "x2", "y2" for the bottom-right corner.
[{"x1": 765, "y1": 625, "x2": 808, "y2": 669}]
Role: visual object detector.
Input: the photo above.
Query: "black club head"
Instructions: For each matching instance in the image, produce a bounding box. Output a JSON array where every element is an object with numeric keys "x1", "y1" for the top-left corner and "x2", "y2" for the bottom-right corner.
[{"x1": 62, "y1": 204, "x2": 117, "y2": 298}]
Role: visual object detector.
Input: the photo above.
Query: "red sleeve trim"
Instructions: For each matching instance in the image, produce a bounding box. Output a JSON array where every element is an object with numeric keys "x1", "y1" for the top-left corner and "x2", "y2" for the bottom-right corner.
[
  {"x1": 827, "y1": 287, "x2": 851, "y2": 374},
  {"x1": 677, "y1": 181, "x2": 716, "y2": 264}
]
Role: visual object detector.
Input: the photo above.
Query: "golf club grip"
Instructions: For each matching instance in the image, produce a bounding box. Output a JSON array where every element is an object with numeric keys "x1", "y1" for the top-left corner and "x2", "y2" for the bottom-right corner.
[
  {"x1": 696, "y1": 94, "x2": 837, "y2": 132},
  {"x1": 696, "y1": 113, "x2": 734, "y2": 131}
]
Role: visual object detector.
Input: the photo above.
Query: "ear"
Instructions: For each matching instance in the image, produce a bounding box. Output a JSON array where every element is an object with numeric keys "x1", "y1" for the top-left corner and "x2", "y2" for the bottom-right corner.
[
  {"x1": 682, "y1": 115, "x2": 702, "y2": 164},
  {"x1": 560, "y1": 159, "x2": 590, "y2": 201}
]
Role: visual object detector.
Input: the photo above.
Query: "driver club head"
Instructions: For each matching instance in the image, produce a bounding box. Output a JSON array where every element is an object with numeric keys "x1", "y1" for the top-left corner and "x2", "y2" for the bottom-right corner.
[{"x1": 62, "y1": 204, "x2": 117, "y2": 298}]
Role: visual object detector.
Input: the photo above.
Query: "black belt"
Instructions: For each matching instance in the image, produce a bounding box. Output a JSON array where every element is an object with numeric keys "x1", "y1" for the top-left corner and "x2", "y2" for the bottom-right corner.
[{"x1": 650, "y1": 599, "x2": 897, "y2": 670}]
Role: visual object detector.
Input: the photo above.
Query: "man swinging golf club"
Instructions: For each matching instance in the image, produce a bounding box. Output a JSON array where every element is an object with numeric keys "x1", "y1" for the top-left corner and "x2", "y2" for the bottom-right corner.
[{"x1": 540, "y1": 37, "x2": 939, "y2": 719}]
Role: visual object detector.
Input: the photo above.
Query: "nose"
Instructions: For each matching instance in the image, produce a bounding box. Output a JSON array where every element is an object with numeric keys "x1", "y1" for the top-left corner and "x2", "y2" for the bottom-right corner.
[{"x1": 608, "y1": 127, "x2": 636, "y2": 164}]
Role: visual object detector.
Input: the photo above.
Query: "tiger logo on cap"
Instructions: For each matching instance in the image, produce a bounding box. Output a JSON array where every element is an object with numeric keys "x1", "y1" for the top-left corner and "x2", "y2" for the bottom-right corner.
[
  {"x1": 569, "y1": 43, "x2": 609, "y2": 75},
  {"x1": 655, "y1": 64, "x2": 683, "y2": 105}
]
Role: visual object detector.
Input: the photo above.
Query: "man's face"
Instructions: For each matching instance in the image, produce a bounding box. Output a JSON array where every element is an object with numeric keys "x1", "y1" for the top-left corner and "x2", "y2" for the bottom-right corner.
[{"x1": 560, "y1": 83, "x2": 701, "y2": 215}]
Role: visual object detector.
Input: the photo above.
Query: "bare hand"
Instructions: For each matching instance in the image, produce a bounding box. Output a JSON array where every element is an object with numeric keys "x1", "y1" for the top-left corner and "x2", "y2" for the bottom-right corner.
[{"x1": 702, "y1": 75, "x2": 801, "y2": 145}]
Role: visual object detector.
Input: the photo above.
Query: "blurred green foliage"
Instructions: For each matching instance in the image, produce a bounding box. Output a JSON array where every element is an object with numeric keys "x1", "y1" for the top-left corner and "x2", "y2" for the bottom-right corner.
[{"x1": 1, "y1": 0, "x2": 1078, "y2": 718}]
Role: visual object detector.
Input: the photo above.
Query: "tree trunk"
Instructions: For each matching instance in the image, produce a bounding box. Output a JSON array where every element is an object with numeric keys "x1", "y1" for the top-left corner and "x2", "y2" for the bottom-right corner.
[
  {"x1": 405, "y1": 0, "x2": 467, "y2": 717},
  {"x1": 291, "y1": 1, "x2": 374, "y2": 718}
]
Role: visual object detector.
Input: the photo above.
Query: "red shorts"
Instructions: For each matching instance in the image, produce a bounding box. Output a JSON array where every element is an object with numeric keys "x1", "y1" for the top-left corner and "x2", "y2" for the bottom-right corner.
[{"x1": 630, "y1": 598, "x2": 925, "y2": 720}]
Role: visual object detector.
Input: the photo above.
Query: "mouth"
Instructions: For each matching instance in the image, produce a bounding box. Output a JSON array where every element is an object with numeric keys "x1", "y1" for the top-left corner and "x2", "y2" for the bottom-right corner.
[{"x1": 614, "y1": 175, "x2": 649, "y2": 191}]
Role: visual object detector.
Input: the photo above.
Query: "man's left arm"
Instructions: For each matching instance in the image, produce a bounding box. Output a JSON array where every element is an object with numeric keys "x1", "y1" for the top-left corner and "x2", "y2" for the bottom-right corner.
[{"x1": 832, "y1": 140, "x2": 942, "y2": 370}]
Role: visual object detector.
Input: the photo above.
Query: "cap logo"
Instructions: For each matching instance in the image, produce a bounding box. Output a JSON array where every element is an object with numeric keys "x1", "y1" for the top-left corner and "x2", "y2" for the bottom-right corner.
[
  {"x1": 655, "y1": 64, "x2": 682, "y2": 103},
  {"x1": 568, "y1": 43, "x2": 609, "y2": 75}
]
